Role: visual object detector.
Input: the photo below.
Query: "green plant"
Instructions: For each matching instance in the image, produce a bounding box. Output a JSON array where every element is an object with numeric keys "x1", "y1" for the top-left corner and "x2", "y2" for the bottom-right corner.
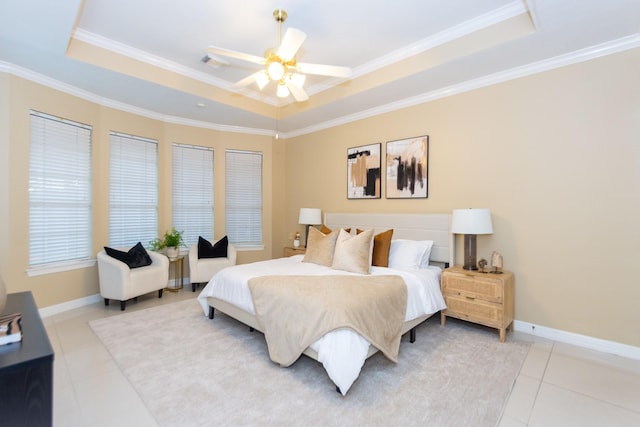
[
  {"x1": 149, "y1": 237, "x2": 164, "y2": 251},
  {"x1": 162, "y1": 228, "x2": 184, "y2": 248},
  {"x1": 148, "y1": 228, "x2": 184, "y2": 251}
]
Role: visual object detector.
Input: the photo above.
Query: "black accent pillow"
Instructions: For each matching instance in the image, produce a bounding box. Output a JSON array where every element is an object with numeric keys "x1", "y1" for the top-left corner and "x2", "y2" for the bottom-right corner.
[
  {"x1": 198, "y1": 236, "x2": 228, "y2": 259},
  {"x1": 104, "y1": 242, "x2": 153, "y2": 269}
]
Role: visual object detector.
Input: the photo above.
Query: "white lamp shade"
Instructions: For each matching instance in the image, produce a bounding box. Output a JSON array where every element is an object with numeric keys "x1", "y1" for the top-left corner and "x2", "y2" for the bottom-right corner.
[
  {"x1": 298, "y1": 208, "x2": 322, "y2": 225},
  {"x1": 451, "y1": 208, "x2": 493, "y2": 234},
  {"x1": 276, "y1": 82, "x2": 290, "y2": 98}
]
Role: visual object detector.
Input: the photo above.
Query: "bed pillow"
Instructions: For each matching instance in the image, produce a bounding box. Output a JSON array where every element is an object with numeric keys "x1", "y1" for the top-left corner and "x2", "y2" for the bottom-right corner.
[
  {"x1": 198, "y1": 236, "x2": 228, "y2": 259},
  {"x1": 388, "y1": 239, "x2": 434, "y2": 270},
  {"x1": 104, "y1": 242, "x2": 152, "y2": 269},
  {"x1": 357, "y1": 228, "x2": 393, "y2": 267},
  {"x1": 320, "y1": 224, "x2": 351, "y2": 234},
  {"x1": 332, "y1": 228, "x2": 374, "y2": 274},
  {"x1": 302, "y1": 228, "x2": 339, "y2": 267}
]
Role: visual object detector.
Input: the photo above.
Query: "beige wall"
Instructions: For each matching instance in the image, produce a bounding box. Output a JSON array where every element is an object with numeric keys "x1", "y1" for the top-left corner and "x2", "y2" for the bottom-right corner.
[
  {"x1": 1, "y1": 75, "x2": 276, "y2": 308},
  {"x1": 2, "y1": 47, "x2": 638, "y2": 348},
  {"x1": 284, "y1": 48, "x2": 640, "y2": 347}
]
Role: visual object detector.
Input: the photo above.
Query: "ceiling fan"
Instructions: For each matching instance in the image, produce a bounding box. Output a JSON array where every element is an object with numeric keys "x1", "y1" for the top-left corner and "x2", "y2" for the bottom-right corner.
[{"x1": 204, "y1": 9, "x2": 352, "y2": 102}]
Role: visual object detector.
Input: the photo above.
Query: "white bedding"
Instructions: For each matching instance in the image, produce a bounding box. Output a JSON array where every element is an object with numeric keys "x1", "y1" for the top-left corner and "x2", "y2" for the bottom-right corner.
[{"x1": 197, "y1": 255, "x2": 446, "y2": 394}]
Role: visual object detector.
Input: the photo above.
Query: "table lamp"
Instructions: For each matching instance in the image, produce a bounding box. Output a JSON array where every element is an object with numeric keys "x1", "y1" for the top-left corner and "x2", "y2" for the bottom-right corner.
[
  {"x1": 298, "y1": 208, "x2": 322, "y2": 247},
  {"x1": 451, "y1": 208, "x2": 493, "y2": 270}
]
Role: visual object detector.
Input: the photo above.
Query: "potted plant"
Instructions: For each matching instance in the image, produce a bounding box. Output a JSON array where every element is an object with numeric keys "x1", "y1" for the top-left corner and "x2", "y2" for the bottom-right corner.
[
  {"x1": 149, "y1": 228, "x2": 184, "y2": 258},
  {"x1": 163, "y1": 228, "x2": 184, "y2": 258}
]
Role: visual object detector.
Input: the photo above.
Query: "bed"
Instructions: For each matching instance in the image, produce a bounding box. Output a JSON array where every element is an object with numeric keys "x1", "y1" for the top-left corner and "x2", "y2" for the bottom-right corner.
[{"x1": 197, "y1": 213, "x2": 453, "y2": 394}]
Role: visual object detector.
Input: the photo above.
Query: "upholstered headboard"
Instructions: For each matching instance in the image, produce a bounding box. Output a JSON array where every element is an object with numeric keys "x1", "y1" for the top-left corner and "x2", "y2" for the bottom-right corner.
[{"x1": 324, "y1": 213, "x2": 453, "y2": 267}]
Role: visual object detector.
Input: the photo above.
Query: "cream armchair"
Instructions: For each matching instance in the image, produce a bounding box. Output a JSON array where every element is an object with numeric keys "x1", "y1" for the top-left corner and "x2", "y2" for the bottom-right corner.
[
  {"x1": 97, "y1": 248, "x2": 169, "y2": 310},
  {"x1": 188, "y1": 241, "x2": 237, "y2": 292}
]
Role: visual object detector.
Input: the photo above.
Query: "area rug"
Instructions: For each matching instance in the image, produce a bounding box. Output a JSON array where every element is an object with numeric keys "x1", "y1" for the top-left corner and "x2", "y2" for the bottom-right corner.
[{"x1": 89, "y1": 299, "x2": 530, "y2": 427}]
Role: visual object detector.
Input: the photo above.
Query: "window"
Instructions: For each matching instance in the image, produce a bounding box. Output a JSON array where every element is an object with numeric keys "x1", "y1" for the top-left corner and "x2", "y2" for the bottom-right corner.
[
  {"x1": 28, "y1": 111, "x2": 92, "y2": 274},
  {"x1": 172, "y1": 143, "x2": 214, "y2": 246},
  {"x1": 109, "y1": 132, "x2": 158, "y2": 248},
  {"x1": 225, "y1": 150, "x2": 262, "y2": 247}
]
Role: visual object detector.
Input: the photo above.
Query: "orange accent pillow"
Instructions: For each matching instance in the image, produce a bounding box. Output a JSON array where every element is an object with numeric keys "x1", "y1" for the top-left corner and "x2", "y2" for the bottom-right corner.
[
  {"x1": 320, "y1": 224, "x2": 351, "y2": 234},
  {"x1": 357, "y1": 228, "x2": 394, "y2": 267}
]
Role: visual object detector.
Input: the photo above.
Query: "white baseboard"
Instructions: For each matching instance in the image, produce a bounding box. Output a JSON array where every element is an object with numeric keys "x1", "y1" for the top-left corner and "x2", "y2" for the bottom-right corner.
[
  {"x1": 514, "y1": 320, "x2": 640, "y2": 360},
  {"x1": 39, "y1": 293, "x2": 103, "y2": 318},
  {"x1": 39, "y1": 278, "x2": 193, "y2": 318}
]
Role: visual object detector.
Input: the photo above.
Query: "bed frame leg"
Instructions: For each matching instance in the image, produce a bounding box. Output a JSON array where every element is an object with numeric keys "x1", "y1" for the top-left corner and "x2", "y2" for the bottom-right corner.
[
  {"x1": 208, "y1": 306, "x2": 215, "y2": 319},
  {"x1": 410, "y1": 327, "x2": 416, "y2": 343},
  {"x1": 249, "y1": 327, "x2": 254, "y2": 332}
]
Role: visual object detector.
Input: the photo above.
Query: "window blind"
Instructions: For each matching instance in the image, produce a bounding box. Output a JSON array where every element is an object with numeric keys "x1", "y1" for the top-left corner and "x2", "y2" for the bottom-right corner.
[
  {"x1": 172, "y1": 143, "x2": 214, "y2": 246},
  {"x1": 29, "y1": 111, "x2": 92, "y2": 267},
  {"x1": 225, "y1": 149, "x2": 263, "y2": 247},
  {"x1": 109, "y1": 132, "x2": 158, "y2": 248}
]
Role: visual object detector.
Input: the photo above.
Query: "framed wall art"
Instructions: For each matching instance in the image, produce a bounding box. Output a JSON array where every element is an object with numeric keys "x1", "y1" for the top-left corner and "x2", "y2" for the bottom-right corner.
[
  {"x1": 385, "y1": 135, "x2": 429, "y2": 199},
  {"x1": 347, "y1": 143, "x2": 381, "y2": 199}
]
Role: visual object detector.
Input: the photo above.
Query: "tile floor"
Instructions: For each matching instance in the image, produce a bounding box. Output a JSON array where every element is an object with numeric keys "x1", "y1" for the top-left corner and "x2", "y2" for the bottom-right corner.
[{"x1": 42, "y1": 287, "x2": 640, "y2": 427}]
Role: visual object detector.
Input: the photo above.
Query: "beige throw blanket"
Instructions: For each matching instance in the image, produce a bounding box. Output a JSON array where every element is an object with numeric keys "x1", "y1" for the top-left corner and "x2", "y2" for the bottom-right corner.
[{"x1": 247, "y1": 275, "x2": 408, "y2": 367}]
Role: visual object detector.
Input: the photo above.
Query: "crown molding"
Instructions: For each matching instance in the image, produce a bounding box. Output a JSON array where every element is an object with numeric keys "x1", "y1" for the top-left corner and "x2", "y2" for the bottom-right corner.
[
  {"x1": 3, "y1": 33, "x2": 638, "y2": 140},
  {"x1": 352, "y1": 0, "x2": 528, "y2": 79},
  {"x1": 0, "y1": 61, "x2": 271, "y2": 136},
  {"x1": 286, "y1": 33, "x2": 640, "y2": 138},
  {"x1": 72, "y1": 29, "x2": 282, "y2": 106}
]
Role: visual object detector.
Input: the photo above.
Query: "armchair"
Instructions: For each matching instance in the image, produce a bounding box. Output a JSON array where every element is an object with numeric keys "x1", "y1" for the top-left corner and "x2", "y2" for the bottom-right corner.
[
  {"x1": 188, "y1": 240, "x2": 237, "y2": 292},
  {"x1": 97, "y1": 248, "x2": 169, "y2": 310}
]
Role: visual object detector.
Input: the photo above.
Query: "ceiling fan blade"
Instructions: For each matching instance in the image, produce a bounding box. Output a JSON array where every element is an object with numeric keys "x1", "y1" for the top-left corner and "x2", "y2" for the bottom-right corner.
[
  {"x1": 233, "y1": 71, "x2": 264, "y2": 88},
  {"x1": 206, "y1": 45, "x2": 265, "y2": 65},
  {"x1": 285, "y1": 79, "x2": 309, "y2": 102},
  {"x1": 278, "y1": 28, "x2": 306, "y2": 61},
  {"x1": 297, "y1": 62, "x2": 352, "y2": 78}
]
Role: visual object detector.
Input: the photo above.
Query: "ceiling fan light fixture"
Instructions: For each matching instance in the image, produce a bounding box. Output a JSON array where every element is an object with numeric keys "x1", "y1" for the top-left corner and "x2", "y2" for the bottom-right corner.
[
  {"x1": 268, "y1": 61, "x2": 285, "y2": 81},
  {"x1": 276, "y1": 82, "x2": 290, "y2": 98},
  {"x1": 255, "y1": 71, "x2": 270, "y2": 90}
]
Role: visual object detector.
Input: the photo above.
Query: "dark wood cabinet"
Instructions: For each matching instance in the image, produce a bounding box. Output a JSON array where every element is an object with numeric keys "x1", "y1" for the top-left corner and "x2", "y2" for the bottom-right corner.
[{"x1": 0, "y1": 291, "x2": 54, "y2": 426}]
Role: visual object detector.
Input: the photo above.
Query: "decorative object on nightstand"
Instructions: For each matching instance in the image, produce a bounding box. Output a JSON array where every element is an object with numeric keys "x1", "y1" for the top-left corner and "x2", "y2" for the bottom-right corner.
[
  {"x1": 451, "y1": 208, "x2": 493, "y2": 270},
  {"x1": 293, "y1": 231, "x2": 301, "y2": 248},
  {"x1": 491, "y1": 251, "x2": 503, "y2": 273},
  {"x1": 440, "y1": 266, "x2": 514, "y2": 342},
  {"x1": 478, "y1": 258, "x2": 488, "y2": 273},
  {"x1": 298, "y1": 208, "x2": 322, "y2": 247}
]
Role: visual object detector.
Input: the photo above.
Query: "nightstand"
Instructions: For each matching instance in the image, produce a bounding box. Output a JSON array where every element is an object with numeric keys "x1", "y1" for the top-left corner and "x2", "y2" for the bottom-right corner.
[
  {"x1": 440, "y1": 266, "x2": 514, "y2": 342},
  {"x1": 283, "y1": 246, "x2": 306, "y2": 257}
]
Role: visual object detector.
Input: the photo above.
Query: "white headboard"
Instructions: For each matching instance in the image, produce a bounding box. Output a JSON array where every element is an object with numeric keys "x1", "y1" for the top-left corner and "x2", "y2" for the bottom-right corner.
[{"x1": 324, "y1": 213, "x2": 454, "y2": 267}]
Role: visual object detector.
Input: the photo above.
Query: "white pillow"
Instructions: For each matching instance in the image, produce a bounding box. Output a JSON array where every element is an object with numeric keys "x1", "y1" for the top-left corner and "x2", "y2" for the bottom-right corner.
[{"x1": 388, "y1": 239, "x2": 434, "y2": 270}]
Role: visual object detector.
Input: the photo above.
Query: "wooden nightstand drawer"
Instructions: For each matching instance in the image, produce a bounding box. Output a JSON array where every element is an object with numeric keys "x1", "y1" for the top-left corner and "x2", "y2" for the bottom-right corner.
[
  {"x1": 443, "y1": 295, "x2": 503, "y2": 325},
  {"x1": 283, "y1": 246, "x2": 306, "y2": 257},
  {"x1": 442, "y1": 274, "x2": 502, "y2": 303}
]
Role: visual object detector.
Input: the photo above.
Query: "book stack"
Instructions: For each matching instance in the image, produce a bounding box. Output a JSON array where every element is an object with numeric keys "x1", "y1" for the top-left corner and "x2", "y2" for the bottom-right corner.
[{"x1": 0, "y1": 312, "x2": 22, "y2": 346}]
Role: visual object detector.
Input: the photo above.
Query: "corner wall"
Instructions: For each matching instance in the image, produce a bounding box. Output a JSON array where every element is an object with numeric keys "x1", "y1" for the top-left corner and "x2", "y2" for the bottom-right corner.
[
  {"x1": 2, "y1": 75, "x2": 277, "y2": 308},
  {"x1": 284, "y1": 48, "x2": 640, "y2": 347}
]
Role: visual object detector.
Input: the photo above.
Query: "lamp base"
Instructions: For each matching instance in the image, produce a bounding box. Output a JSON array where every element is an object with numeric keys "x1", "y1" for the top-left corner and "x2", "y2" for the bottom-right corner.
[{"x1": 462, "y1": 234, "x2": 478, "y2": 270}]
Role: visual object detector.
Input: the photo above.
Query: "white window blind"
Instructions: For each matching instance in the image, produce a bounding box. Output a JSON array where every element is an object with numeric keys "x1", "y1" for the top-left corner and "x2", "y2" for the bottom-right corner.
[
  {"x1": 172, "y1": 143, "x2": 214, "y2": 246},
  {"x1": 225, "y1": 149, "x2": 262, "y2": 247},
  {"x1": 109, "y1": 132, "x2": 158, "y2": 248},
  {"x1": 29, "y1": 111, "x2": 92, "y2": 268}
]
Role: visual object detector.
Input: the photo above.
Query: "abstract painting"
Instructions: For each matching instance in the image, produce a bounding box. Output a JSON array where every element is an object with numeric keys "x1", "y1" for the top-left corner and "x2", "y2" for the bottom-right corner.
[
  {"x1": 385, "y1": 135, "x2": 429, "y2": 199},
  {"x1": 347, "y1": 143, "x2": 381, "y2": 199}
]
